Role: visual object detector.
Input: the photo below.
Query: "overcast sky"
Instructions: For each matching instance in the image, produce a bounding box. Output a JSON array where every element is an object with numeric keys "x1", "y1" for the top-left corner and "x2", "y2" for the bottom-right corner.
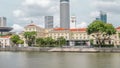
[{"x1": 0, "y1": 0, "x2": 120, "y2": 32}]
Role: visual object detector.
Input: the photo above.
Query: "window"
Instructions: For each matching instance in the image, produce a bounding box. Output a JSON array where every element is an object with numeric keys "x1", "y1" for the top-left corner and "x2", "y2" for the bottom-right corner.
[{"x1": 80, "y1": 37, "x2": 82, "y2": 39}]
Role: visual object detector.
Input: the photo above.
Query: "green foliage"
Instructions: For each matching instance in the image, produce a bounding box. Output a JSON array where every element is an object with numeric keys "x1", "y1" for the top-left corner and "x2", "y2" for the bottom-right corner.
[
  {"x1": 11, "y1": 35, "x2": 24, "y2": 46},
  {"x1": 24, "y1": 31, "x2": 37, "y2": 46},
  {"x1": 36, "y1": 37, "x2": 56, "y2": 47},
  {"x1": 119, "y1": 33, "x2": 120, "y2": 38},
  {"x1": 11, "y1": 35, "x2": 20, "y2": 45},
  {"x1": 57, "y1": 37, "x2": 66, "y2": 47},
  {"x1": 90, "y1": 39, "x2": 94, "y2": 45},
  {"x1": 87, "y1": 20, "x2": 116, "y2": 35},
  {"x1": 44, "y1": 37, "x2": 55, "y2": 47},
  {"x1": 36, "y1": 38, "x2": 44, "y2": 47},
  {"x1": 36, "y1": 37, "x2": 66, "y2": 47},
  {"x1": 17, "y1": 40, "x2": 24, "y2": 44},
  {"x1": 105, "y1": 24, "x2": 116, "y2": 35},
  {"x1": 87, "y1": 20, "x2": 105, "y2": 35},
  {"x1": 87, "y1": 20, "x2": 116, "y2": 46}
]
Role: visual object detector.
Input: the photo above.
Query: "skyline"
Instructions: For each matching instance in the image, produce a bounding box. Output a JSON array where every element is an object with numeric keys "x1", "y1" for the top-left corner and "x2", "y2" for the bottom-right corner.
[{"x1": 0, "y1": 0, "x2": 120, "y2": 32}]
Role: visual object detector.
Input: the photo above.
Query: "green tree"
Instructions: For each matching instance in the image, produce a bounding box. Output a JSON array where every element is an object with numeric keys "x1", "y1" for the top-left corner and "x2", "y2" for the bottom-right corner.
[
  {"x1": 24, "y1": 31, "x2": 37, "y2": 46},
  {"x1": 45, "y1": 37, "x2": 55, "y2": 47},
  {"x1": 104, "y1": 24, "x2": 116, "y2": 44},
  {"x1": 36, "y1": 37, "x2": 56, "y2": 47},
  {"x1": 90, "y1": 39, "x2": 94, "y2": 45},
  {"x1": 87, "y1": 20, "x2": 105, "y2": 35},
  {"x1": 87, "y1": 20, "x2": 105, "y2": 45},
  {"x1": 11, "y1": 35, "x2": 20, "y2": 46},
  {"x1": 36, "y1": 38, "x2": 45, "y2": 47},
  {"x1": 57, "y1": 37, "x2": 66, "y2": 47},
  {"x1": 17, "y1": 40, "x2": 24, "y2": 44},
  {"x1": 87, "y1": 20, "x2": 116, "y2": 46},
  {"x1": 119, "y1": 33, "x2": 120, "y2": 38}
]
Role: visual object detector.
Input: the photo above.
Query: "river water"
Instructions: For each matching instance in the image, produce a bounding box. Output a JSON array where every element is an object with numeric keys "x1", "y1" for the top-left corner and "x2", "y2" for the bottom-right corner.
[{"x1": 0, "y1": 52, "x2": 120, "y2": 68}]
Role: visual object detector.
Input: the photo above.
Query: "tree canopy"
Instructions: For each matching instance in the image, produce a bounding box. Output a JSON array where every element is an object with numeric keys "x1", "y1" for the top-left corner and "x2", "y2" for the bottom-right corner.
[
  {"x1": 24, "y1": 31, "x2": 37, "y2": 46},
  {"x1": 87, "y1": 20, "x2": 105, "y2": 35},
  {"x1": 11, "y1": 35, "x2": 20, "y2": 45},
  {"x1": 119, "y1": 33, "x2": 120, "y2": 38},
  {"x1": 87, "y1": 20, "x2": 116, "y2": 46},
  {"x1": 36, "y1": 37, "x2": 66, "y2": 47},
  {"x1": 57, "y1": 37, "x2": 66, "y2": 47},
  {"x1": 11, "y1": 35, "x2": 24, "y2": 46},
  {"x1": 105, "y1": 24, "x2": 116, "y2": 35}
]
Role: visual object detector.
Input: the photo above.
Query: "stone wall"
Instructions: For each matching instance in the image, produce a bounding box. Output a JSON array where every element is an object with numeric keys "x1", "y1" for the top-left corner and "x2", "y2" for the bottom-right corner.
[{"x1": 1, "y1": 47, "x2": 120, "y2": 52}]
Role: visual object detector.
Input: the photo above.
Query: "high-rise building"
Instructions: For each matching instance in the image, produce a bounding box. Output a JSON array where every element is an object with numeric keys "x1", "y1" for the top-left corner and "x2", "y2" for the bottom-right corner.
[
  {"x1": 95, "y1": 11, "x2": 107, "y2": 23},
  {"x1": 70, "y1": 16, "x2": 76, "y2": 29},
  {"x1": 100, "y1": 11, "x2": 107, "y2": 23},
  {"x1": 0, "y1": 17, "x2": 6, "y2": 27},
  {"x1": 60, "y1": 0, "x2": 70, "y2": 29},
  {"x1": 96, "y1": 17, "x2": 100, "y2": 21},
  {"x1": 45, "y1": 16, "x2": 54, "y2": 29}
]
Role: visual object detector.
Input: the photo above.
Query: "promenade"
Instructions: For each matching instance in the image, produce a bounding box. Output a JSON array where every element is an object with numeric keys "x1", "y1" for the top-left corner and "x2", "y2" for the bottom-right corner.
[{"x1": 1, "y1": 47, "x2": 120, "y2": 52}]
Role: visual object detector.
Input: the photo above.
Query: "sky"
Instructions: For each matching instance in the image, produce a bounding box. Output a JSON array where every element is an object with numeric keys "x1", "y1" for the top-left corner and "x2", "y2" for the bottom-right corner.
[{"x1": 0, "y1": 0, "x2": 120, "y2": 32}]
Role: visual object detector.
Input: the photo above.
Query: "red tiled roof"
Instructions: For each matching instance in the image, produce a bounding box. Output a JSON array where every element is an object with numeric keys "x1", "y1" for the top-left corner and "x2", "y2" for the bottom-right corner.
[
  {"x1": 70, "y1": 28, "x2": 86, "y2": 32},
  {"x1": 0, "y1": 36, "x2": 11, "y2": 38},
  {"x1": 116, "y1": 26, "x2": 120, "y2": 29},
  {"x1": 53, "y1": 28, "x2": 86, "y2": 31},
  {"x1": 54, "y1": 28, "x2": 67, "y2": 31}
]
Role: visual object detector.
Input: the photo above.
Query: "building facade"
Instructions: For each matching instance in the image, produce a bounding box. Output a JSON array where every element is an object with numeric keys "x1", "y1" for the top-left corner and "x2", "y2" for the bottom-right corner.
[
  {"x1": 24, "y1": 23, "x2": 46, "y2": 38},
  {"x1": 0, "y1": 17, "x2": 6, "y2": 27},
  {"x1": 0, "y1": 36, "x2": 11, "y2": 47},
  {"x1": 60, "y1": 0, "x2": 70, "y2": 29},
  {"x1": 23, "y1": 23, "x2": 120, "y2": 46},
  {"x1": 45, "y1": 16, "x2": 54, "y2": 29}
]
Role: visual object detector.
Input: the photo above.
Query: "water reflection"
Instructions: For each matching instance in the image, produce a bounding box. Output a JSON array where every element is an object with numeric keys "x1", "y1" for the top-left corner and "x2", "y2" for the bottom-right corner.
[{"x1": 0, "y1": 52, "x2": 120, "y2": 68}]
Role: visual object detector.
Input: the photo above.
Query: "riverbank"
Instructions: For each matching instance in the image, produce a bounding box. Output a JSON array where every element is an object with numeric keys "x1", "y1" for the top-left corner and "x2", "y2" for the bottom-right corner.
[{"x1": 1, "y1": 47, "x2": 120, "y2": 53}]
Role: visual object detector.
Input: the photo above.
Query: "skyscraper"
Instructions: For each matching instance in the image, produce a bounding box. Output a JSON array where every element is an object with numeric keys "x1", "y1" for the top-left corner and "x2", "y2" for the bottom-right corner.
[
  {"x1": 95, "y1": 11, "x2": 107, "y2": 23},
  {"x1": 45, "y1": 16, "x2": 54, "y2": 29},
  {"x1": 60, "y1": 0, "x2": 70, "y2": 29},
  {"x1": 0, "y1": 17, "x2": 6, "y2": 27},
  {"x1": 100, "y1": 11, "x2": 107, "y2": 23}
]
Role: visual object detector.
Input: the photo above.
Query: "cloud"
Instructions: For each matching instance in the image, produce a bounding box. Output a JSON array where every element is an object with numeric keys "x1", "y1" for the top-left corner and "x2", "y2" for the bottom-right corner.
[
  {"x1": 93, "y1": 0, "x2": 120, "y2": 14},
  {"x1": 77, "y1": 22, "x2": 88, "y2": 28},
  {"x1": 13, "y1": 9, "x2": 25, "y2": 17},
  {"x1": 90, "y1": 11, "x2": 100, "y2": 18},
  {"x1": 22, "y1": 0, "x2": 51, "y2": 7},
  {"x1": 13, "y1": 0, "x2": 59, "y2": 27},
  {"x1": 11, "y1": 24, "x2": 24, "y2": 32},
  {"x1": 13, "y1": 0, "x2": 59, "y2": 18}
]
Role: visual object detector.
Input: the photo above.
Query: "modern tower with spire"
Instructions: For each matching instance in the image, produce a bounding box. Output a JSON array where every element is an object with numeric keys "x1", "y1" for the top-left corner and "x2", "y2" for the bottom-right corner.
[{"x1": 60, "y1": 0, "x2": 70, "y2": 29}]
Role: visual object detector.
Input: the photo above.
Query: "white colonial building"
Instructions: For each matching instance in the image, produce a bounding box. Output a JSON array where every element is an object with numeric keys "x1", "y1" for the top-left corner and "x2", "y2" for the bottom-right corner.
[
  {"x1": 22, "y1": 23, "x2": 120, "y2": 47},
  {"x1": 0, "y1": 36, "x2": 11, "y2": 47}
]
